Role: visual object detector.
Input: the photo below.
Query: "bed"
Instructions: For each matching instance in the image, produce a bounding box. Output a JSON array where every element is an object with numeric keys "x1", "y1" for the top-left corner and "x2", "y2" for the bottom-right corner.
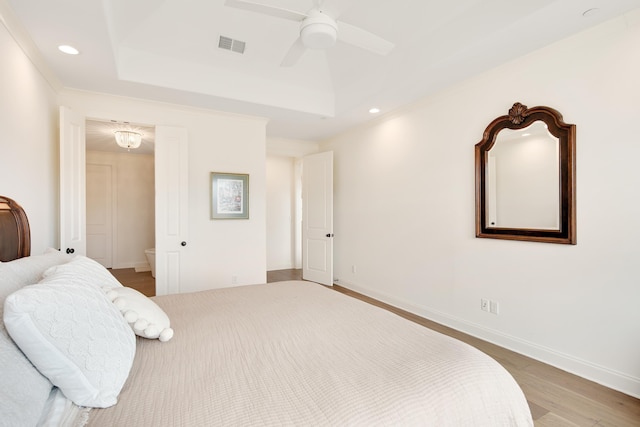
[{"x1": 0, "y1": 195, "x2": 533, "y2": 426}]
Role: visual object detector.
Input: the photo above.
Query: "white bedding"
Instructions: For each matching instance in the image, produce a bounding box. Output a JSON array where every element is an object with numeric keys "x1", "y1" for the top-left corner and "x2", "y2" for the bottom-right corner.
[
  {"x1": 87, "y1": 280, "x2": 533, "y2": 426},
  {"x1": 37, "y1": 388, "x2": 90, "y2": 427}
]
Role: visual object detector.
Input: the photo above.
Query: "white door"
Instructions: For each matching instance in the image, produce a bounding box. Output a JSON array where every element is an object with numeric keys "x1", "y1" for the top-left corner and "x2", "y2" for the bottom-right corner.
[
  {"x1": 86, "y1": 163, "x2": 113, "y2": 267},
  {"x1": 155, "y1": 126, "x2": 189, "y2": 295},
  {"x1": 59, "y1": 106, "x2": 86, "y2": 256},
  {"x1": 302, "y1": 151, "x2": 333, "y2": 286}
]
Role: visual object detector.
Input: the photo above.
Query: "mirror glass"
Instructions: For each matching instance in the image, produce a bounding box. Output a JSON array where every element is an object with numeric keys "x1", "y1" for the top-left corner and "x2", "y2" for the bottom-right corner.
[
  {"x1": 486, "y1": 121, "x2": 559, "y2": 230},
  {"x1": 475, "y1": 102, "x2": 576, "y2": 244}
]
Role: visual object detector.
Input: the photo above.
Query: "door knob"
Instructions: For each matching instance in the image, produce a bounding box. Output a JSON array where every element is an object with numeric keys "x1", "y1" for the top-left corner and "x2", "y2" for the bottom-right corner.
[
  {"x1": 326, "y1": 234, "x2": 334, "y2": 238},
  {"x1": 181, "y1": 241, "x2": 187, "y2": 246},
  {"x1": 66, "y1": 248, "x2": 75, "y2": 254}
]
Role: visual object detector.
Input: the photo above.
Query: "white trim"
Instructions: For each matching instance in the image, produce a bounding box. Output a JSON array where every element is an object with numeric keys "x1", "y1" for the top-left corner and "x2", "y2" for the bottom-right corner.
[{"x1": 133, "y1": 262, "x2": 151, "y2": 273}]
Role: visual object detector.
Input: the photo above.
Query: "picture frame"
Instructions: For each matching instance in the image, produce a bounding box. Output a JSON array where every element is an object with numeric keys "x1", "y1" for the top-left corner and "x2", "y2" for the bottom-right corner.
[{"x1": 210, "y1": 172, "x2": 249, "y2": 219}]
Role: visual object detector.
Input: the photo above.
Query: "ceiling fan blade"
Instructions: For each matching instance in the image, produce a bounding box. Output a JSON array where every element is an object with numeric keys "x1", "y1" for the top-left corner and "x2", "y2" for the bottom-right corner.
[
  {"x1": 280, "y1": 38, "x2": 307, "y2": 67},
  {"x1": 337, "y1": 21, "x2": 395, "y2": 56},
  {"x1": 224, "y1": 0, "x2": 306, "y2": 22}
]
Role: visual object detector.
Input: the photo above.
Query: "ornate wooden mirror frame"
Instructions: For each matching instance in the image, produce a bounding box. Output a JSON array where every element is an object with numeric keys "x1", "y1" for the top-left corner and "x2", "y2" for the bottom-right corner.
[{"x1": 475, "y1": 102, "x2": 576, "y2": 244}]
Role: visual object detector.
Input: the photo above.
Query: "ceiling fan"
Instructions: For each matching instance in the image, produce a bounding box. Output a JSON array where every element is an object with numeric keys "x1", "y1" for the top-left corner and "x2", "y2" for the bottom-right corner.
[{"x1": 224, "y1": 0, "x2": 395, "y2": 67}]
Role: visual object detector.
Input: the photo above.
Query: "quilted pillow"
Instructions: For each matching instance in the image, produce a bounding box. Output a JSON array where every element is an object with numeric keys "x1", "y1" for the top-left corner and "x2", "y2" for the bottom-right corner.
[
  {"x1": 1, "y1": 248, "x2": 73, "y2": 285},
  {"x1": 3, "y1": 282, "x2": 136, "y2": 408},
  {"x1": 43, "y1": 255, "x2": 123, "y2": 289},
  {"x1": 106, "y1": 286, "x2": 174, "y2": 342},
  {"x1": 0, "y1": 268, "x2": 53, "y2": 426}
]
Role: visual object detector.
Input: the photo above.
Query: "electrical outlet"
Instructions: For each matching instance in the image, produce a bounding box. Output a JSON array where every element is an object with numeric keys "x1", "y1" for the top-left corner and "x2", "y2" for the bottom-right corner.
[
  {"x1": 352, "y1": 265, "x2": 357, "y2": 273},
  {"x1": 231, "y1": 275, "x2": 238, "y2": 285},
  {"x1": 481, "y1": 299, "x2": 489, "y2": 312},
  {"x1": 490, "y1": 300, "x2": 499, "y2": 315}
]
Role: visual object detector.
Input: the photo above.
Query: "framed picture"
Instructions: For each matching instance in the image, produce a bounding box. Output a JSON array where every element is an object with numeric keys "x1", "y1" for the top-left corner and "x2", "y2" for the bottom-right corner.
[{"x1": 210, "y1": 172, "x2": 249, "y2": 219}]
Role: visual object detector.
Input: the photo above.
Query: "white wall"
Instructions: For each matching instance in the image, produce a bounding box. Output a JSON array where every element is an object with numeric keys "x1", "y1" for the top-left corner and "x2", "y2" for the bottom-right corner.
[
  {"x1": 321, "y1": 11, "x2": 640, "y2": 397},
  {"x1": 265, "y1": 137, "x2": 319, "y2": 270},
  {"x1": 266, "y1": 156, "x2": 295, "y2": 270},
  {"x1": 0, "y1": 20, "x2": 59, "y2": 255},
  {"x1": 86, "y1": 151, "x2": 155, "y2": 269},
  {"x1": 58, "y1": 90, "x2": 268, "y2": 292}
]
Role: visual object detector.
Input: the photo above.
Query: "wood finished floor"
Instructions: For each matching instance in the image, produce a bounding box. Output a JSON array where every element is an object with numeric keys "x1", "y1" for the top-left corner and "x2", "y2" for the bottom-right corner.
[
  {"x1": 112, "y1": 267, "x2": 640, "y2": 426},
  {"x1": 109, "y1": 268, "x2": 156, "y2": 297}
]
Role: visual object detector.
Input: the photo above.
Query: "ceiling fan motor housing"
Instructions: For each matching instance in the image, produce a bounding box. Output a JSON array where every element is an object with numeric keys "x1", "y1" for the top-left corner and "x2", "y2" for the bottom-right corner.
[{"x1": 300, "y1": 10, "x2": 337, "y2": 49}]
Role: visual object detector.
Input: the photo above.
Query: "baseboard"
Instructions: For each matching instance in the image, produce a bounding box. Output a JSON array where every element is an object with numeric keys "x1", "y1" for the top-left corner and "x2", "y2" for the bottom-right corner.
[
  {"x1": 134, "y1": 262, "x2": 151, "y2": 273},
  {"x1": 335, "y1": 279, "x2": 640, "y2": 399},
  {"x1": 267, "y1": 265, "x2": 297, "y2": 272},
  {"x1": 112, "y1": 262, "x2": 134, "y2": 269}
]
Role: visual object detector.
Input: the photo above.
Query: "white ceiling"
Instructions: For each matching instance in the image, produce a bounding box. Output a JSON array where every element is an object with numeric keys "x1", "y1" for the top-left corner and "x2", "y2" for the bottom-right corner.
[{"x1": 4, "y1": 0, "x2": 639, "y2": 142}]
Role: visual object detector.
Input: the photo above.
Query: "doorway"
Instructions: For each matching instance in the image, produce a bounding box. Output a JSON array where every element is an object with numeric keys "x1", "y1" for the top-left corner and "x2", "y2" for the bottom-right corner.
[
  {"x1": 266, "y1": 269, "x2": 302, "y2": 283},
  {"x1": 85, "y1": 119, "x2": 156, "y2": 290},
  {"x1": 266, "y1": 151, "x2": 333, "y2": 286},
  {"x1": 266, "y1": 155, "x2": 302, "y2": 273}
]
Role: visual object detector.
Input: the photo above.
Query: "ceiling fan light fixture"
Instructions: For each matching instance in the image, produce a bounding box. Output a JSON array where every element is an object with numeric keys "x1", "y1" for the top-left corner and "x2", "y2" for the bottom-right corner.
[
  {"x1": 224, "y1": 1, "x2": 394, "y2": 66},
  {"x1": 300, "y1": 12, "x2": 337, "y2": 49},
  {"x1": 114, "y1": 130, "x2": 142, "y2": 150}
]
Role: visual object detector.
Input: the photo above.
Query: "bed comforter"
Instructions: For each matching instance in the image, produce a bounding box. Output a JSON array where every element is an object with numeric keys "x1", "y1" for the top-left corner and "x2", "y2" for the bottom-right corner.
[{"x1": 87, "y1": 280, "x2": 532, "y2": 426}]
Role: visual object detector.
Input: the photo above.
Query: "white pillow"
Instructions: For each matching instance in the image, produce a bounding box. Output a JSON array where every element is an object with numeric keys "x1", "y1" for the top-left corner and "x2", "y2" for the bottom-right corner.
[
  {"x1": 0, "y1": 267, "x2": 22, "y2": 296},
  {"x1": 0, "y1": 268, "x2": 53, "y2": 427},
  {"x1": 1, "y1": 248, "x2": 73, "y2": 285},
  {"x1": 3, "y1": 282, "x2": 136, "y2": 408},
  {"x1": 106, "y1": 287, "x2": 174, "y2": 342},
  {"x1": 43, "y1": 255, "x2": 123, "y2": 289}
]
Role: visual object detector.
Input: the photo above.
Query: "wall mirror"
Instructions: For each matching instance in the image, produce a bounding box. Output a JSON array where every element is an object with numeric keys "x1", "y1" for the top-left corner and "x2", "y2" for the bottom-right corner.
[{"x1": 475, "y1": 102, "x2": 576, "y2": 244}]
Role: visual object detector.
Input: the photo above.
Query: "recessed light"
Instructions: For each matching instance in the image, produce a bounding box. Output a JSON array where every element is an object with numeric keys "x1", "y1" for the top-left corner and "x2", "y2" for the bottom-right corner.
[
  {"x1": 369, "y1": 108, "x2": 380, "y2": 114},
  {"x1": 58, "y1": 45, "x2": 79, "y2": 55},
  {"x1": 521, "y1": 133, "x2": 531, "y2": 137}
]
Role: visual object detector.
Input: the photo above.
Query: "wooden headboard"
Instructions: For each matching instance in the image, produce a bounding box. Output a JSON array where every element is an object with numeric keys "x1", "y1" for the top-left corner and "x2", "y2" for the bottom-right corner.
[{"x1": 0, "y1": 196, "x2": 31, "y2": 262}]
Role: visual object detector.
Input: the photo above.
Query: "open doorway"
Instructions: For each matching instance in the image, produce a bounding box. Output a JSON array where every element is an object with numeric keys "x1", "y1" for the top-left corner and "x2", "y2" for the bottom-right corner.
[
  {"x1": 266, "y1": 150, "x2": 334, "y2": 286},
  {"x1": 266, "y1": 155, "x2": 302, "y2": 282},
  {"x1": 85, "y1": 119, "x2": 156, "y2": 295}
]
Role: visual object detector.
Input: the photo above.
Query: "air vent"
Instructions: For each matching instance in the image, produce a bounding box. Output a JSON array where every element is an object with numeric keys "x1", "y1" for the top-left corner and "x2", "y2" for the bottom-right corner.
[{"x1": 218, "y1": 36, "x2": 246, "y2": 54}]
